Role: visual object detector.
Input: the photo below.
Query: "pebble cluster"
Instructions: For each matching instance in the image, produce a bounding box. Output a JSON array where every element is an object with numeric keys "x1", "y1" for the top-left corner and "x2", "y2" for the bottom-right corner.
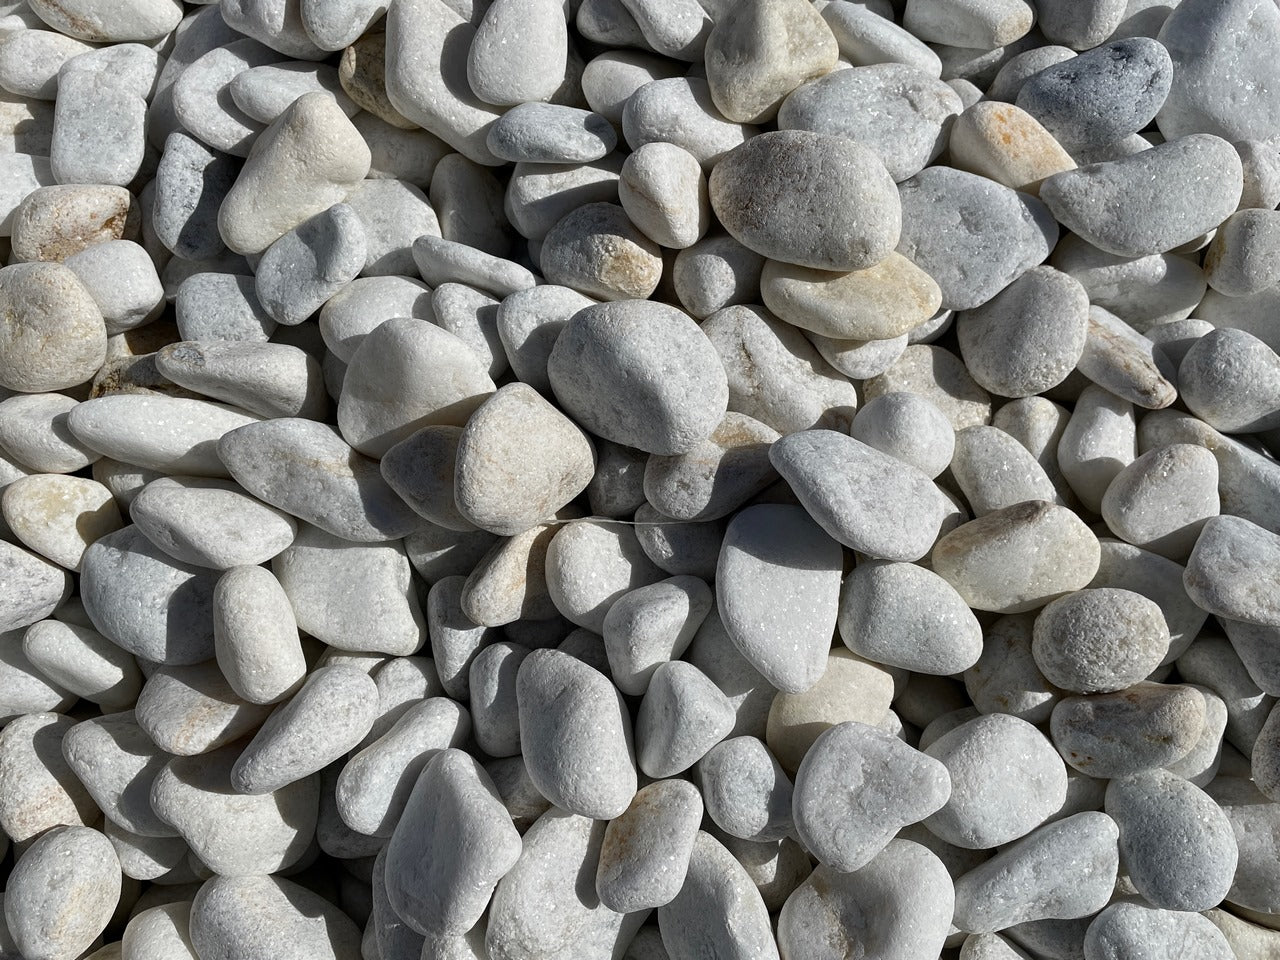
[{"x1": 0, "y1": 0, "x2": 1279, "y2": 958}]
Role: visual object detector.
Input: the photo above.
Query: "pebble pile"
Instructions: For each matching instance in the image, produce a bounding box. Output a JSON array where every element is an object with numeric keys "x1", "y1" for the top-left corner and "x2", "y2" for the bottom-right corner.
[{"x1": 0, "y1": 0, "x2": 1279, "y2": 958}]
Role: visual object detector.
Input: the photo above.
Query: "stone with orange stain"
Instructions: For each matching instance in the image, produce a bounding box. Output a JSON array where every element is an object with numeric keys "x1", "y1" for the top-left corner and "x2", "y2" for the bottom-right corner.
[
  {"x1": 540, "y1": 201, "x2": 662, "y2": 302},
  {"x1": 595, "y1": 778, "x2": 702, "y2": 912},
  {"x1": 950, "y1": 102, "x2": 1076, "y2": 196},
  {"x1": 10, "y1": 184, "x2": 140, "y2": 264}
]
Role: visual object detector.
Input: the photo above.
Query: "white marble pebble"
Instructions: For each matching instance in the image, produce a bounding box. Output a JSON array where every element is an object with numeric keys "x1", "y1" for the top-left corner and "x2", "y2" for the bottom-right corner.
[
  {"x1": 427, "y1": 575, "x2": 496, "y2": 700},
  {"x1": 0, "y1": 628, "x2": 74, "y2": 722},
  {"x1": 3, "y1": 474, "x2": 123, "y2": 571},
  {"x1": 0, "y1": 712, "x2": 96, "y2": 843},
  {"x1": 212, "y1": 565, "x2": 306, "y2": 705},
  {"x1": 1078, "y1": 305, "x2": 1178, "y2": 411},
  {"x1": 135, "y1": 661, "x2": 272, "y2": 757},
  {"x1": 1100, "y1": 443, "x2": 1220, "y2": 561},
  {"x1": 0, "y1": 262, "x2": 107, "y2": 394},
  {"x1": 60, "y1": 710, "x2": 172, "y2": 838},
  {"x1": 636, "y1": 660, "x2": 734, "y2": 778},
  {"x1": 602, "y1": 576, "x2": 712, "y2": 696},
  {"x1": 1184, "y1": 515, "x2": 1280, "y2": 626},
  {"x1": 864, "y1": 345, "x2": 994, "y2": 431},
  {"x1": 698, "y1": 736, "x2": 793, "y2": 843},
  {"x1": 950, "y1": 424, "x2": 1061, "y2": 516},
  {"x1": 189, "y1": 875, "x2": 362, "y2": 960},
  {"x1": 121, "y1": 902, "x2": 198, "y2": 960},
  {"x1": 175, "y1": 273, "x2": 276, "y2": 343},
  {"x1": 1032, "y1": 588, "x2": 1171, "y2": 693},
  {"x1": 1083, "y1": 902, "x2": 1234, "y2": 960},
  {"x1": 21, "y1": 618, "x2": 140, "y2": 710},
  {"x1": 595, "y1": 778, "x2": 703, "y2": 913}
]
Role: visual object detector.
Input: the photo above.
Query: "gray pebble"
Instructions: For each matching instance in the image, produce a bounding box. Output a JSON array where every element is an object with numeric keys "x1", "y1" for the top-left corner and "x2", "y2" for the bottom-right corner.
[
  {"x1": 822, "y1": 1, "x2": 942, "y2": 75},
  {"x1": 623, "y1": 76, "x2": 757, "y2": 169},
  {"x1": 488, "y1": 102, "x2": 616, "y2": 164},
  {"x1": 0, "y1": 712, "x2": 96, "y2": 843},
  {"x1": 0, "y1": 261, "x2": 106, "y2": 393},
  {"x1": 596, "y1": 779, "x2": 703, "y2": 912},
  {"x1": 1083, "y1": 902, "x2": 1233, "y2": 960},
  {"x1": 175, "y1": 274, "x2": 275, "y2": 343},
  {"x1": 1184, "y1": 515, "x2": 1280, "y2": 626},
  {"x1": 1205, "y1": 208, "x2": 1280, "y2": 297},
  {"x1": 602, "y1": 576, "x2": 712, "y2": 696},
  {"x1": 135, "y1": 661, "x2": 272, "y2": 757},
  {"x1": 469, "y1": 642, "x2": 526, "y2": 758},
  {"x1": 1104, "y1": 768, "x2": 1238, "y2": 911},
  {"x1": 220, "y1": 0, "x2": 326, "y2": 59},
  {"x1": 254, "y1": 203, "x2": 366, "y2": 327},
  {"x1": 634, "y1": 504, "x2": 725, "y2": 582},
  {"x1": 903, "y1": 0, "x2": 1034, "y2": 48},
  {"x1": 219, "y1": 418, "x2": 426, "y2": 542},
  {"x1": 1086, "y1": 543, "x2": 1204, "y2": 666},
  {"x1": 494, "y1": 285, "x2": 594, "y2": 395},
  {"x1": 0, "y1": 629, "x2": 75, "y2": 724},
  {"x1": 793, "y1": 720, "x2": 951, "y2": 872},
  {"x1": 413, "y1": 235, "x2": 535, "y2": 300},
  {"x1": 517, "y1": 647, "x2": 637, "y2": 819},
  {"x1": 1208, "y1": 776, "x2": 1280, "y2": 914},
  {"x1": 952, "y1": 812, "x2": 1118, "y2": 934},
  {"x1": 431, "y1": 282, "x2": 509, "y2": 381},
  {"x1": 467, "y1": 0, "x2": 567, "y2": 106},
  {"x1": 850, "y1": 392, "x2": 954, "y2": 479},
  {"x1": 151, "y1": 133, "x2": 237, "y2": 262},
  {"x1": 770, "y1": 429, "x2": 948, "y2": 561},
  {"x1": 379, "y1": 426, "x2": 473, "y2": 532},
  {"x1": 717, "y1": 503, "x2": 842, "y2": 694},
  {"x1": 1101, "y1": 443, "x2": 1219, "y2": 560},
  {"x1": 155, "y1": 340, "x2": 326, "y2": 422},
  {"x1": 778, "y1": 841, "x2": 953, "y2": 960},
  {"x1": 987, "y1": 45, "x2": 1076, "y2": 102},
  {"x1": 4, "y1": 825, "x2": 120, "y2": 960},
  {"x1": 189, "y1": 875, "x2": 362, "y2": 960},
  {"x1": 643, "y1": 414, "x2": 778, "y2": 523},
  {"x1": 213, "y1": 565, "x2": 306, "y2": 705},
  {"x1": 698, "y1": 736, "x2": 793, "y2": 843},
  {"x1": 1051, "y1": 682, "x2": 1206, "y2": 777},
  {"x1": 459, "y1": 520, "x2": 559, "y2": 627},
  {"x1": 587, "y1": 440, "x2": 648, "y2": 519},
  {"x1": 709, "y1": 129, "x2": 900, "y2": 272},
  {"x1": 1178, "y1": 634, "x2": 1271, "y2": 757},
  {"x1": 839, "y1": 559, "x2": 982, "y2": 675},
  {"x1": 672, "y1": 233, "x2": 764, "y2": 319},
  {"x1": 273, "y1": 524, "x2": 426, "y2": 656},
  {"x1": 1077, "y1": 305, "x2": 1178, "y2": 410},
  {"x1": 385, "y1": 749, "x2": 521, "y2": 936},
  {"x1": 1181, "y1": 327, "x2": 1280, "y2": 433},
  {"x1": 1056, "y1": 383, "x2": 1136, "y2": 514},
  {"x1": 896, "y1": 166, "x2": 1058, "y2": 310},
  {"x1": 171, "y1": 40, "x2": 277, "y2": 158},
  {"x1": 779, "y1": 63, "x2": 961, "y2": 182},
  {"x1": 61, "y1": 711, "x2": 171, "y2": 838},
  {"x1": 1032, "y1": 588, "x2": 1171, "y2": 693},
  {"x1": 809, "y1": 330, "x2": 909, "y2": 382},
  {"x1": 963, "y1": 614, "x2": 1062, "y2": 724},
  {"x1": 0, "y1": 540, "x2": 69, "y2": 636},
  {"x1": 506, "y1": 155, "x2": 623, "y2": 243},
  {"x1": 1052, "y1": 233, "x2": 1206, "y2": 331},
  {"x1": 343, "y1": 178, "x2": 442, "y2": 278},
  {"x1": 21, "y1": 618, "x2": 140, "y2": 711},
  {"x1": 636, "y1": 660, "x2": 734, "y2": 778},
  {"x1": 0, "y1": 29, "x2": 92, "y2": 100}
]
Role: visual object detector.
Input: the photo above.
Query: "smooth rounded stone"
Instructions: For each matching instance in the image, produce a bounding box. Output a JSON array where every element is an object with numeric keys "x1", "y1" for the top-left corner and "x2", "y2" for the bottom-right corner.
[
  {"x1": 839, "y1": 560, "x2": 982, "y2": 675},
  {"x1": 809, "y1": 330, "x2": 908, "y2": 381},
  {"x1": 1227, "y1": 618, "x2": 1280, "y2": 697},
  {"x1": 121, "y1": 902, "x2": 197, "y2": 960},
  {"x1": 1208, "y1": 777, "x2": 1280, "y2": 914},
  {"x1": 408, "y1": 522, "x2": 500, "y2": 585},
  {"x1": 217, "y1": 0, "x2": 326, "y2": 59},
  {"x1": 430, "y1": 282, "x2": 508, "y2": 382},
  {"x1": 1154, "y1": 0, "x2": 1280, "y2": 140},
  {"x1": 482, "y1": 755, "x2": 552, "y2": 836},
  {"x1": 672, "y1": 234, "x2": 764, "y2": 320},
  {"x1": 170, "y1": 41, "x2": 285, "y2": 159},
  {"x1": 487, "y1": 810, "x2": 646, "y2": 960},
  {"x1": 547, "y1": 300, "x2": 727, "y2": 456},
  {"x1": 537, "y1": 202, "x2": 661, "y2": 302},
  {"x1": 992, "y1": 396, "x2": 1073, "y2": 500},
  {"x1": 635, "y1": 505, "x2": 726, "y2": 582},
  {"x1": 1051, "y1": 682, "x2": 1206, "y2": 777},
  {"x1": 384, "y1": 749, "x2": 521, "y2": 937},
  {"x1": 1014, "y1": 38, "x2": 1173, "y2": 150},
  {"x1": 338, "y1": 318, "x2": 495, "y2": 458},
  {"x1": 1084, "y1": 902, "x2": 1233, "y2": 960},
  {"x1": 3, "y1": 474, "x2": 122, "y2": 571},
  {"x1": 0, "y1": 713, "x2": 96, "y2": 842},
  {"x1": 175, "y1": 274, "x2": 275, "y2": 343},
  {"x1": 0, "y1": 262, "x2": 106, "y2": 393},
  {"x1": 903, "y1": 0, "x2": 1033, "y2": 47},
  {"x1": 136, "y1": 661, "x2": 273, "y2": 757},
  {"x1": 932, "y1": 501, "x2": 1101, "y2": 614},
  {"x1": 1031, "y1": 588, "x2": 1171, "y2": 694},
  {"x1": 218, "y1": 93, "x2": 370, "y2": 256},
  {"x1": 10, "y1": 183, "x2": 140, "y2": 264},
  {"x1": 1185, "y1": 516, "x2": 1280, "y2": 626},
  {"x1": 190, "y1": 875, "x2": 361, "y2": 960},
  {"x1": 765, "y1": 647, "x2": 895, "y2": 772},
  {"x1": 956, "y1": 265, "x2": 1089, "y2": 399},
  {"x1": 218, "y1": 418, "x2": 425, "y2": 543},
  {"x1": 1181, "y1": 327, "x2": 1280, "y2": 434},
  {"x1": 701, "y1": 0, "x2": 836, "y2": 124},
  {"x1": 820, "y1": 0, "x2": 942, "y2": 75},
  {"x1": 21, "y1": 619, "x2": 140, "y2": 710},
  {"x1": 129, "y1": 477, "x2": 298, "y2": 571},
  {"x1": 792, "y1": 721, "x2": 950, "y2": 872},
  {"x1": 1205, "y1": 908, "x2": 1280, "y2": 960},
  {"x1": 719, "y1": 827, "x2": 812, "y2": 914},
  {"x1": 252, "y1": 203, "x2": 365, "y2": 327},
  {"x1": 1087, "y1": 543, "x2": 1204, "y2": 665},
  {"x1": 622, "y1": 76, "x2": 758, "y2": 170},
  {"x1": 709, "y1": 130, "x2": 900, "y2": 272},
  {"x1": 156, "y1": 340, "x2": 326, "y2": 422},
  {"x1": 1100, "y1": 443, "x2": 1220, "y2": 561},
  {"x1": 454, "y1": 383, "x2": 594, "y2": 537},
  {"x1": 5, "y1": 825, "x2": 120, "y2": 960},
  {"x1": 468, "y1": 641, "x2": 527, "y2": 757},
  {"x1": 231, "y1": 665, "x2": 378, "y2": 795},
  {"x1": 229, "y1": 63, "x2": 356, "y2": 125},
  {"x1": 896, "y1": 167, "x2": 1058, "y2": 310},
  {"x1": 582, "y1": 50, "x2": 682, "y2": 124},
  {"x1": 986, "y1": 45, "x2": 1077, "y2": 102},
  {"x1": 0, "y1": 628, "x2": 74, "y2": 721},
  {"x1": 363, "y1": 656, "x2": 447, "y2": 743},
  {"x1": 778, "y1": 840, "x2": 952, "y2": 960},
  {"x1": 379, "y1": 425, "x2": 475, "y2": 532},
  {"x1": 1164, "y1": 682, "x2": 1228, "y2": 786},
  {"x1": 923, "y1": 713, "x2": 1067, "y2": 850},
  {"x1": 427, "y1": 575, "x2": 497, "y2": 701},
  {"x1": 703, "y1": 304, "x2": 858, "y2": 434},
  {"x1": 0, "y1": 391, "x2": 99, "y2": 474},
  {"x1": 1205, "y1": 209, "x2": 1280, "y2": 297},
  {"x1": 636, "y1": 660, "x2": 734, "y2": 778},
  {"x1": 616, "y1": 141, "x2": 709, "y2": 250},
  {"x1": 1076, "y1": 305, "x2": 1177, "y2": 411},
  {"x1": 0, "y1": 30, "x2": 92, "y2": 100},
  {"x1": 466, "y1": 0, "x2": 566, "y2": 106},
  {"x1": 1178, "y1": 634, "x2": 1272, "y2": 757},
  {"x1": 487, "y1": 102, "x2": 615, "y2": 165},
  {"x1": 716, "y1": 503, "x2": 842, "y2": 694},
  {"x1": 544, "y1": 520, "x2": 665, "y2": 633},
  {"x1": 602, "y1": 577, "x2": 713, "y2": 697},
  {"x1": 410, "y1": 240, "x2": 529, "y2": 304},
  {"x1": 67, "y1": 394, "x2": 260, "y2": 479},
  {"x1": 761, "y1": 252, "x2": 941, "y2": 342},
  {"x1": 506, "y1": 154, "x2": 624, "y2": 245},
  {"x1": 324, "y1": 179, "x2": 434, "y2": 279},
  {"x1": 212, "y1": 565, "x2": 305, "y2": 705},
  {"x1": 847, "y1": 393, "x2": 953, "y2": 480},
  {"x1": 780, "y1": 64, "x2": 960, "y2": 182},
  {"x1": 657, "y1": 830, "x2": 779, "y2": 960},
  {"x1": 1041, "y1": 135, "x2": 1243, "y2": 257},
  {"x1": 1104, "y1": 768, "x2": 1237, "y2": 911},
  {"x1": 60, "y1": 711, "x2": 169, "y2": 837},
  {"x1": 318, "y1": 275, "x2": 432, "y2": 362},
  {"x1": 459, "y1": 519, "x2": 560, "y2": 626},
  {"x1": 770, "y1": 429, "x2": 948, "y2": 561},
  {"x1": 698, "y1": 736, "x2": 793, "y2": 842},
  {"x1": 273, "y1": 525, "x2": 425, "y2": 655},
  {"x1": 643, "y1": 414, "x2": 778, "y2": 523},
  {"x1": 1235, "y1": 138, "x2": 1280, "y2": 211},
  {"x1": 596, "y1": 779, "x2": 703, "y2": 913},
  {"x1": 1057, "y1": 383, "x2": 1136, "y2": 514},
  {"x1": 964, "y1": 614, "x2": 1061, "y2": 723},
  {"x1": 78, "y1": 526, "x2": 217, "y2": 665},
  {"x1": 516, "y1": 648, "x2": 637, "y2": 820},
  {"x1": 494, "y1": 286, "x2": 593, "y2": 395},
  {"x1": 61, "y1": 240, "x2": 162, "y2": 338},
  {"x1": 584, "y1": 440, "x2": 646, "y2": 519},
  {"x1": 951, "y1": 812, "x2": 1118, "y2": 934}
]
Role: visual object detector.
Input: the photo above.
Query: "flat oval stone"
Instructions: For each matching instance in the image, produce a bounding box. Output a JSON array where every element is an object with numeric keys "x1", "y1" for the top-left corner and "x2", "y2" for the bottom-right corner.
[
  {"x1": 171, "y1": 40, "x2": 276, "y2": 159},
  {"x1": 120, "y1": 902, "x2": 198, "y2": 960},
  {"x1": 11, "y1": 183, "x2": 139, "y2": 264},
  {"x1": 487, "y1": 102, "x2": 616, "y2": 164},
  {"x1": 673, "y1": 233, "x2": 766, "y2": 319},
  {"x1": 850, "y1": 392, "x2": 955, "y2": 479},
  {"x1": 951, "y1": 812, "x2": 1119, "y2": 934},
  {"x1": 932, "y1": 500, "x2": 1101, "y2": 614},
  {"x1": 643, "y1": 413, "x2": 779, "y2": 522},
  {"x1": 468, "y1": 0, "x2": 567, "y2": 106},
  {"x1": 595, "y1": 778, "x2": 703, "y2": 913},
  {"x1": 516, "y1": 648, "x2": 637, "y2": 820},
  {"x1": 212, "y1": 565, "x2": 306, "y2": 705},
  {"x1": 1104, "y1": 768, "x2": 1238, "y2": 911},
  {"x1": 155, "y1": 340, "x2": 327, "y2": 422},
  {"x1": 1100, "y1": 443, "x2": 1220, "y2": 561},
  {"x1": 1184, "y1": 515, "x2": 1280, "y2": 626},
  {"x1": 717, "y1": 503, "x2": 843, "y2": 694},
  {"x1": 1040, "y1": 134, "x2": 1243, "y2": 257},
  {"x1": 190, "y1": 875, "x2": 362, "y2": 960},
  {"x1": 548, "y1": 299, "x2": 728, "y2": 456},
  {"x1": 4, "y1": 825, "x2": 120, "y2": 960},
  {"x1": 175, "y1": 273, "x2": 276, "y2": 344},
  {"x1": 903, "y1": 0, "x2": 1034, "y2": 48},
  {"x1": 218, "y1": 418, "x2": 425, "y2": 543},
  {"x1": 135, "y1": 660, "x2": 273, "y2": 757},
  {"x1": 3, "y1": 474, "x2": 122, "y2": 572},
  {"x1": 0, "y1": 628, "x2": 75, "y2": 722},
  {"x1": 710, "y1": 130, "x2": 901, "y2": 272},
  {"x1": 380, "y1": 425, "x2": 474, "y2": 532},
  {"x1": 623, "y1": 76, "x2": 758, "y2": 169},
  {"x1": 21, "y1": 619, "x2": 140, "y2": 711},
  {"x1": 1032, "y1": 588, "x2": 1171, "y2": 693},
  {"x1": 636, "y1": 660, "x2": 734, "y2": 778},
  {"x1": 793, "y1": 721, "x2": 950, "y2": 872},
  {"x1": 1208, "y1": 776, "x2": 1280, "y2": 914},
  {"x1": 0, "y1": 261, "x2": 106, "y2": 393},
  {"x1": 1050, "y1": 682, "x2": 1206, "y2": 777},
  {"x1": 0, "y1": 712, "x2": 96, "y2": 843},
  {"x1": 698, "y1": 735, "x2": 794, "y2": 842},
  {"x1": 61, "y1": 711, "x2": 172, "y2": 838},
  {"x1": 1181, "y1": 327, "x2": 1280, "y2": 434},
  {"x1": 27, "y1": 0, "x2": 181, "y2": 42},
  {"x1": 602, "y1": 576, "x2": 712, "y2": 696},
  {"x1": 779, "y1": 63, "x2": 961, "y2": 181},
  {"x1": 770, "y1": 429, "x2": 949, "y2": 561},
  {"x1": 948, "y1": 101, "x2": 1077, "y2": 195}
]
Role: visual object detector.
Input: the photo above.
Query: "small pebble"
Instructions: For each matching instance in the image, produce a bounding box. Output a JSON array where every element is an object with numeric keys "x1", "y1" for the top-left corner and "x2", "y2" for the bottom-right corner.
[
  {"x1": 595, "y1": 778, "x2": 703, "y2": 912},
  {"x1": 1032, "y1": 587, "x2": 1171, "y2": 693}
]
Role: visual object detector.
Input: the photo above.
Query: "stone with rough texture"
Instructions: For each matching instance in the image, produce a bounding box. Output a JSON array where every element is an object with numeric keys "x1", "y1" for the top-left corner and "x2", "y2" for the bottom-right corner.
[
  {"x1": 468, "y1": 0, "x2": 568, "y2": 106},
  {"x1": 1051, "y1": 682, "x2": 1206, "y2": 777},
  {"x1": 1083, "y1": 902, "x2": 1234, "y2": 960},
  {"x1": 0, "y1": 262, "x2": 106, "y2": 393},
  {"x1": 1032, "y1": 588, "x2": 1171, "y2": 693},
  {"x1": 1184, "y1": 516, "x2": 1280, "y2": 626},
  {"x1": 636, "y1": 660, "x2": 734, "y2": 778},
  {"x1": 698, "y1": 736, "x2": 793, "y2": 842},
  {"x1": 189, "y1": 875, "x2": 362, "y2": 960},
  {"x1": 596, "y1": 778, "x2": 703, "y2": 913}
]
